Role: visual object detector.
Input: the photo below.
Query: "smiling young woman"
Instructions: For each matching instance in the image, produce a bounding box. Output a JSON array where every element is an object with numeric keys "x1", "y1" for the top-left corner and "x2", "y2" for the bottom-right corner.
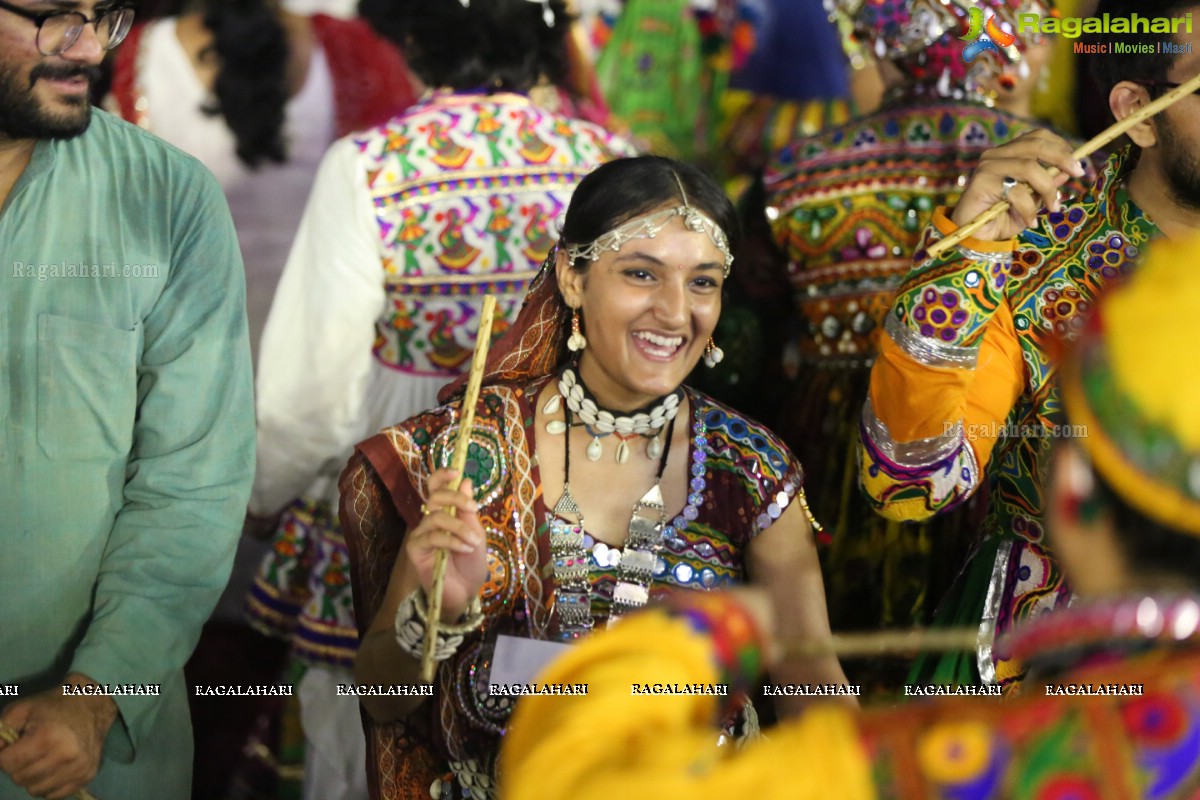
[
  {"x1": 556, "y1": 207, "x2": 725, "y2": 412},
  {"x1": 341, "y1": 156, "x2": 851, "y2": 799}
]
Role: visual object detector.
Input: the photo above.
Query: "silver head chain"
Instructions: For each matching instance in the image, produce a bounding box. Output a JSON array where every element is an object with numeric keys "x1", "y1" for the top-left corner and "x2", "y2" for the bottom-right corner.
[{"x1": 564, "y1": 173, "x2": 733, "y2": 276}]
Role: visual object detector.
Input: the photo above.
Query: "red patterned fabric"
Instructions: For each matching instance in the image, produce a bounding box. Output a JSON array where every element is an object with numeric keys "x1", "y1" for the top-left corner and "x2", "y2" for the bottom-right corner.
[
  {"x1": 340, "y1": 454, "x2": 443, "y2": 800},
  {"x1": 108, "y1": 17, "x2": 420, "y2": 139},
  {"x1": 312, "y1": 15, "x2": 421, "y2": 137},
  {"x1": 109, "y1": 21, "x2": 144, "y2": 125}
]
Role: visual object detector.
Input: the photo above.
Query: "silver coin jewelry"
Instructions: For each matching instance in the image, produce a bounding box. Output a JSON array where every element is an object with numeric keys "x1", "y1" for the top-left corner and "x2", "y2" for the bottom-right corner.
[{"x1": 547, "y1": 403, "x2": 675, "y2": 640}]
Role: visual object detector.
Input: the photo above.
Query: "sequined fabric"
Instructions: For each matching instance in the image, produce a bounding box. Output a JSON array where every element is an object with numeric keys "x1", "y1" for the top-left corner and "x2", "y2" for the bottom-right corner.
[
  {"x1": 861, "y1": 597, "x2": 1200, "y2": 799},
  {"x1": 860, "y1": 659, "x2": 1200, "y2": 800},
  {"x1": 827, "y1": 0, "x2": 1055, "y2": 88},
  {"x1": 760, "y1": 99, "x2": 1070, "y2": 640},
  {"x1": 501, "y1": 591, "x2": 1200, "y2": 800},
  {"x1": 343, "y1": 379, "x2": 807, "y2": 798},
  {"x1": 860, "y1": 149, "x2": 1161, "y2": 685},
  {"x1": 765, "y1": 99, "x2": 1073, "y2": 367}
]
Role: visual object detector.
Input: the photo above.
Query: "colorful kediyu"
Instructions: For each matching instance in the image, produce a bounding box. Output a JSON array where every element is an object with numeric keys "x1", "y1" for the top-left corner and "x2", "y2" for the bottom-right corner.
[
  {"x1": 342, "y1": 378, "x2": 807, "y2": 797},
  {"x1": 858, "y1": 148, "x2": 1159, "y2": 686},
  {"x1": 762, "y1": 0, "x2": 1079, "y2": 640},
  {"x1": 248, "y1": 92, "x2": 632, "y2": 669}
]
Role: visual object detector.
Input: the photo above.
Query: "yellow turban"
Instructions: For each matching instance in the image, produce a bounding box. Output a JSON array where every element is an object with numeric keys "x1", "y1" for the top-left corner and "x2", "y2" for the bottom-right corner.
[{"x1": 1059, "y1": 233, "x2": 1200, "y2": 536}]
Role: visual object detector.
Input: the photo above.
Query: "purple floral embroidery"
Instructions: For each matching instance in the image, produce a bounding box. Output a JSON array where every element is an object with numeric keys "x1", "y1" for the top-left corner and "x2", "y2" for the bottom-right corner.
[{"x1": 912, "y1": 287, "x2": 969, "y2": 342}]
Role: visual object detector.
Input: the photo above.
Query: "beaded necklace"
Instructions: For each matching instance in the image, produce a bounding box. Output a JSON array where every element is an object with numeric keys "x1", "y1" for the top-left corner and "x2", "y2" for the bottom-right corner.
[
  {"x1": 547, "y1": 399, "x2": 676, "y2": 641},
  {"x1": 544, "y1": 367, "x2": 683, "y2": 463}
]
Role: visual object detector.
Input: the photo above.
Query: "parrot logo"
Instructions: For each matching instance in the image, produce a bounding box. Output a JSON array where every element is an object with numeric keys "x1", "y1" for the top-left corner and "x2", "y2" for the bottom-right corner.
[{"x1": 960, "y1": 6, "x2": 1016, "y2": 62}]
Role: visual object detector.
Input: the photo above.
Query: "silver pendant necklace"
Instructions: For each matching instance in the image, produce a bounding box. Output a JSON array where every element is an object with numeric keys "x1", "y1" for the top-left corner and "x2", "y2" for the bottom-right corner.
[{"x1": 547, "y1": 404, "x2": 675, "y2": 640}]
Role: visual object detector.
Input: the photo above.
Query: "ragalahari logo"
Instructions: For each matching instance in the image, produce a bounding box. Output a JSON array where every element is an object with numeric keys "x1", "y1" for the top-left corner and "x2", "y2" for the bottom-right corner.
[{"x1": 959, "y1": 6, "x2": 1016, "y2": 62}]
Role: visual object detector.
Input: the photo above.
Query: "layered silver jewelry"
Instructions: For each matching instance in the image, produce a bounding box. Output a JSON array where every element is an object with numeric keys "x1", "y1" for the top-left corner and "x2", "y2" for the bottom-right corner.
[
  {"x1": 547, "y1": 405, "x2": 675, "y2": 640},
  {"x1": 394, "y1": 588, "x2": 484, "y2": 663},
  {"x1": 609, "y1": 483, "x2": 667, "y2": 619},
  {"x1": 564, "y1": 174, "x2": 734, "y2": 276},
  {"x1": 543, "y1": 368, "x2": 682, "y2": 463}
]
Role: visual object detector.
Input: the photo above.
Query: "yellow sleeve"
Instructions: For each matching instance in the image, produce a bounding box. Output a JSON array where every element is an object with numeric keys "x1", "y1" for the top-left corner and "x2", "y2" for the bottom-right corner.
[
  {"x1": 869, "y1": 301, "x2": 1025, "y2": 455},
  {"x1": 499, "y1": 612, "x2": 875, "y2": 800}
]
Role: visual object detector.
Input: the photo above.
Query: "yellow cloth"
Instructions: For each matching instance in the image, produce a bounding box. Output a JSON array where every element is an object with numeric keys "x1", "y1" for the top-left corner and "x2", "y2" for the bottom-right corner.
[
  {"x1": 499, "y1": 596, "x2": 1200, "y2": 799},
  {"x1": 1102, "y1": 235, "x2": 1200, "y2": 454},
  {"x1": 1060, "y1": 233, "x2": 1200, "y2": 535},
  {"x1": 500, "y1": 612, "x2": 875, "y2": 800}
]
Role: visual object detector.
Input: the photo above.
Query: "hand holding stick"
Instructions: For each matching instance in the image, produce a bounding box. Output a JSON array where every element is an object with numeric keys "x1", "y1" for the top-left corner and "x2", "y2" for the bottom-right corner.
[
  {"x1": 421, "y1": 296, "x2": 498, "y2": 683},
  {"x1": 0, "y1": 721, "x2": 99, "y2": 800},
  {"x1": 927, "y1": 70, "x2": 1200, "y2": 259}
]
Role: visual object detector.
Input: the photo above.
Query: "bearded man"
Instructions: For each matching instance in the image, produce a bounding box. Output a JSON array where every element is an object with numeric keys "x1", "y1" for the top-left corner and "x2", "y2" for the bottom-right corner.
[{"x1": 0, "y1": 8, "x2": 254, "y2": 799}]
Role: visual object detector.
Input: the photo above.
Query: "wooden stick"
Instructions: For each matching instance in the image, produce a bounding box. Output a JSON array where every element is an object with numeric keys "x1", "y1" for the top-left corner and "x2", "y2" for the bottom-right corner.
[
  {"x1": 783, "y1": 627, "x2": 981, "y2": 660},
  {"x1": 926, "y1": 69, "x2": 1200, "y2": 259},
  {"x1": 421, "y1": 296, "x2": 498, "y2": 683},
  {"x1": 0, "y1": 721, "x2": 99, "y2": 800}
]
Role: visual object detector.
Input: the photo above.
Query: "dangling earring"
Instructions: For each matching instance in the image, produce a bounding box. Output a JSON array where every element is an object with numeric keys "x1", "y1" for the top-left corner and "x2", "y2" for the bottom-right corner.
[
  {"x1": 703, "y1": 337, "x2": 724, "y2": 368},
  {"x1": 567, "y1": 307, "x2": 587, "y2": 352}
]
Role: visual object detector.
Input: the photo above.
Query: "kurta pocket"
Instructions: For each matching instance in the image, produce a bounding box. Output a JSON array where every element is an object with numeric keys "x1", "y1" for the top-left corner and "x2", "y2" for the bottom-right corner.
[{"x1": 37, "y1": 313, "x2": 140, "y2": 459}]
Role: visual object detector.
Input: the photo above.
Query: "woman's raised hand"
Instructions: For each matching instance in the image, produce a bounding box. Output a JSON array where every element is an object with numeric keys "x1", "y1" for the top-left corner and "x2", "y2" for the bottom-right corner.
[{"x1": 405, "y1": 468, "x2": 489, "y2": 621}]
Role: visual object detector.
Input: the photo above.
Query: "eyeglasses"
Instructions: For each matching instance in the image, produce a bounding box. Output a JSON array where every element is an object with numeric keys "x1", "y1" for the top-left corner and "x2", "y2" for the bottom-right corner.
[
  {"x1": 1131, "y1": 79, "x2": 1200, "y2": 97},
  {"x1": 0, "y1": 0, "x2": 134, "y2": 56}
]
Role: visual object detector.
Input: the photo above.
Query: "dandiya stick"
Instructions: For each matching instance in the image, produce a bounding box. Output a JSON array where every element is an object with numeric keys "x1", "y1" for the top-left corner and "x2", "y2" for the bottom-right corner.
[
  {"x1": 926, "y1": 69, "x2": 1200, "y2": 259},
  {"x1": 783, "y1": 627, "x2": 981, "y2": 660},
  {"x1": 0, "y1": 720, "x2": 99, "y2": 800},
  {"x1": 421, "y1": 295, "x2": 498, "y2": 683}
]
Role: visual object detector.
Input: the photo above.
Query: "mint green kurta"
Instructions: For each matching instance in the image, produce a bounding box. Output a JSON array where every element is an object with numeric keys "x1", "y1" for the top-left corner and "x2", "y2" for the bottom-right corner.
[{"x1": 0, "y1": 110, "x2": 255, "y2": 798}]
